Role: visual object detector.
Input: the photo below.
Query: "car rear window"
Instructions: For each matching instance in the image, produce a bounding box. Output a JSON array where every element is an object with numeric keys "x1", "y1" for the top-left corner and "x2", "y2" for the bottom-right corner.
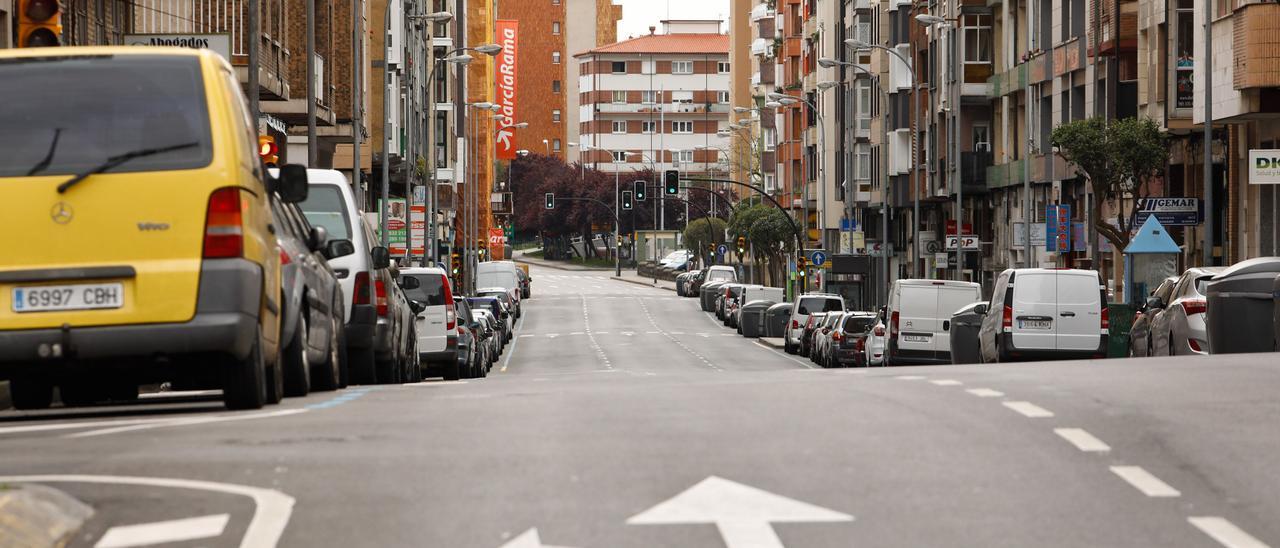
[
  {"x1": 402, "y1": 274, "x2": 447, "y2": 305},
  {"x1": 299, "y1": 186, "x2": 353, "y2": 240},
  {"x1": 843, "y1": 316, "x2": 876, "y2": 334},
  {"x1": 797, "y1": 297, "x2": 842, "y2": 315},
  {"x1": 0, "y1": 55, "x2": 213, "y2": 177}
]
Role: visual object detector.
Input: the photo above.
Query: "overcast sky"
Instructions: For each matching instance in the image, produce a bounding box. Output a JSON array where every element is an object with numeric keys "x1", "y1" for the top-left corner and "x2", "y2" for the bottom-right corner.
[{"x1": 614, "y1": 0, "x2": 731, "y2": 39}]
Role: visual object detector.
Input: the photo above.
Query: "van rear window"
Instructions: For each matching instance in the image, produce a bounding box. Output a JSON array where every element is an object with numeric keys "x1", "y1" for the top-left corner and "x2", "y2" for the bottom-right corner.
[
  {"x1": 0, "y1": 55, "x2": 213, "y2": 177},
  {"x1": 299, "y1": 186, "x2": 352, "y2": 240},
  {"x1": 402, "y1": 274, "x2": 447, "y2": 305},
  {"x1": 797, "y1": 297, "x2": 842, "y2": 315}
]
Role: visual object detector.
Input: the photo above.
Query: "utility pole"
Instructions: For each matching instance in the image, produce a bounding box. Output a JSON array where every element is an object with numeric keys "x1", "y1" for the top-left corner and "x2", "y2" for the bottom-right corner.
[
  {"x1": 248, "y1": 0, "x2": 260, "y2": 127},
  {"x1": 381, "y1": 5, "x2": 391, "y2": 247},
  {"x1": 352, "y1": 0, "x2": 363, "y2": 206},
  {"x1": 307, "y1": 0, "x2": 317, "y2": 166},
  {"x1": 1203, "y1": 0, "x2": 1214, "y2": 266}
]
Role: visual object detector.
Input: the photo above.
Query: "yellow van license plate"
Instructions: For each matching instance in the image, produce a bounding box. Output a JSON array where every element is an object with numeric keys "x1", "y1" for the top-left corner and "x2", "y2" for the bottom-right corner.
[{"x1": 12, "y1": 283, "x2": 124, "y2": 313}]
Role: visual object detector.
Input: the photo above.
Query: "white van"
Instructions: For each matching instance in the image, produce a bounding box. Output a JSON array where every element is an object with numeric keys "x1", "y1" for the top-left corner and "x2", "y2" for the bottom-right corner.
[
  {"x1": 784, "y1": 293, "x2": 845, "y2": 354},
  {"x1": 475, "y1": 261, "x2": 522, "y2": 317},
  {"x1": 885, "y1": 280, "x2": 982, "y2": 365},
  {"x1": 978, "y1": 268, "x2": 1108, "y2": 362},
  {"x1": 398, "y1": 266, "x2": 460, "y2": 377}
]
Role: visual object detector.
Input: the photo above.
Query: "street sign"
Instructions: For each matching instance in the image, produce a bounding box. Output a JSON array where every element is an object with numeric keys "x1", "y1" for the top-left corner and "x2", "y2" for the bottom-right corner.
[
  {"x1": 1012, "y1": 222, "x2": 1047, "y2": 247},
  {"x1": 945, "y1": 235, "x2": 979, "y2": 250},
  {"x1": 717, "y1": 244, "x2": 728, "y2": 256},
  {"x1": 945, "y1": 220, "x2": 973, "y2": 235},
  {"x1": 810, "y1": 250, "x2": 827, "y2": 267},
  {"x1": 1133, "y1": 197, "x2": 1201, "y2": 227},
  {"x1": 924, "y1": 240, "x2": 942, "y2": 254}
]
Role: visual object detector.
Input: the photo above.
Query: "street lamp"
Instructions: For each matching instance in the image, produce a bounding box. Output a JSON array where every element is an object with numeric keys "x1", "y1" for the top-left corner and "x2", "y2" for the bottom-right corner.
[
  {"x1": 767, "y1": 91, "x2": 828, "y2": 257},
  {"x1": 914, "y1": 14, "x2": 964, "y2": 281},
  {"x1": 847, "y1": 37, "x2": 921, "y2": 278}
]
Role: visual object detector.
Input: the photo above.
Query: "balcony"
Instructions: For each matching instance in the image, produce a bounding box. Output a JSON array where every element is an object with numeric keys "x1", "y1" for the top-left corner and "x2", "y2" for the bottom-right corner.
[
  {"x1": 751, "y1": 38, "x2": 770, "y2": 56},
  {"x1": 986, "y1": 158, "x2": 1026, "y2": 189},
  {"x1": 959, "y1": 151, "x2": 992, "y2": 195},
  {"x1": 594, "y1": 102, "x2": 730, "y2": 114},
  {"x1": 1233, "y1": 4, "x2": 1280, "y2": 89},
  {"x1": 751, "y1": 3, "x2": 775, "y2": 21},
  {"x1": 784, "y1": 37, "x2": 802, "y2": 58}
]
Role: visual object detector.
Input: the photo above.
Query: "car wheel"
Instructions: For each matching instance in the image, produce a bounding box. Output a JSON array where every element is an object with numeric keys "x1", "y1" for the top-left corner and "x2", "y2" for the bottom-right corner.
[
  {"x1": 264, "y1": 351, "x2": 285, "y2": 405},
  {"x1": 282, "y1": 316, "x2": 311, "y2": 398},
  {"x1": 783, "y1": 337, "x2": 795, "y2": 354},
  {"x1": 375, "y1": 356, "x2": 398, "y2": 384},
  {"x1": 10, "y1": 376, "x2": 54, "y2": 410},
  {"x1": 349, "y1": 345, "x2": 376, "y2": 385},
  {"x1": 311, "y1": 317, "x2": 342, "y2": 392},
  {"x1": 59, "y1": 381, "x2": 101, "y2": 407},
  {"x1": 336, "y1": 325, "x2": 350, "y2": 389},
  {"x1": 443, "y1": 358, "x2": 461, "y2": 381},
  {"x1": 223, "y1": 332, "x2": 267, "y2": 410}
]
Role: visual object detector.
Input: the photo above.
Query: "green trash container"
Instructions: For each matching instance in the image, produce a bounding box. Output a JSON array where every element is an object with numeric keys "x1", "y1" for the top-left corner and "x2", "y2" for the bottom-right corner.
[{"x1": 1107, "y1": 303, "x2": 1136, "y2": 358}]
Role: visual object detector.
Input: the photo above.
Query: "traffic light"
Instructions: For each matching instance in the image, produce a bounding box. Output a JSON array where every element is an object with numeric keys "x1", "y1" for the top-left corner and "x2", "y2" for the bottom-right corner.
[
  {"x1": 797, "y1": 256, "x2": 807, "y2": 276},
  {"x1": 545, "y1": 193, "x2": 555, "y2": 209},
  {"x1": 451, "y1": 253, "x2": 461, "y2": 274},
  {"x1": 634, "y1": 180, "x2": 646, "y2": 201},
  {"x1": 18, "y1": 0, "x2": 61, "y2": 47},
  {"x1": 664, "y1": 170, "x2": 679, "y2": 195},
  {"x1": 621, "y1": 190, "x2": 633, "y2": 210},
  {"x1": 258, "y1": 135, "x2": 279, "y2": 167},
  {"x1": 736, "y1": 236, "x2": 746, "y2": 254}
]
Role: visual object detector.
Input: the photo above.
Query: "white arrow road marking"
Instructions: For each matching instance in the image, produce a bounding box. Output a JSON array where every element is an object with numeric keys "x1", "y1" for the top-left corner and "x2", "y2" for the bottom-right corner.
[
  {"x1": 627, "y1": 476, "x2": 853, "y2": 548},
  {"x1": 95, "y1": 513, "x2": 229, "y2": 548},
  {"x1": 498, "y1": 528, "x2": 577, "y2": 548},
  {"x1": 1188, "y1": 517, "x2": 1271, "y2": 548},
  {"x1": 0, "y1": 475, "x2": 294, "y2": 548}
]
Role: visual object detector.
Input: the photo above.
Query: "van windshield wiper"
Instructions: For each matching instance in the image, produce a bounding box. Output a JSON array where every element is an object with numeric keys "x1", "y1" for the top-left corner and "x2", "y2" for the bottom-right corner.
[
  {"x1": 57, "y1": 142, "x2": 200, "y2": 194},
  {"x1": 26, "y1": 128, "x2": 62, "y2": 176}
]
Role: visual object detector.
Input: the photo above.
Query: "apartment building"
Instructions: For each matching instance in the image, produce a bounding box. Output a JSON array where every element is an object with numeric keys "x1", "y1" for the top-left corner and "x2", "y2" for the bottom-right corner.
[
  {"x1": 574, "y1": 20, "x2": 731, "y2": 179},
  {"x1": 729, "y1": 1, "x2": 779, "y2": 197}
]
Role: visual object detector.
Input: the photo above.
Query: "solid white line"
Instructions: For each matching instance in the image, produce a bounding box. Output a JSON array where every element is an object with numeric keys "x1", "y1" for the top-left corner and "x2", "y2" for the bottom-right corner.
[
  {"x1": 65, "y1": 409, "x2": 307, "y2": 439},
  {"x1": 0, "y1": 417, "x2": 172, "y2": 436},
  {"x1": 403, "y1": 380, "x2": 469, "y2": 386},
  {"x1": 930, "y1": 379, "x2": 963, "y2": 386},
  {"x1": 1110, "y1": 466, "x2": 1181, "y2": 497},
  {"x1": 1002, "y1": 401, "x2": 1055, "y2": 418},
  {"x1": 752, "y1": 340, "x2": 816, "y2": 369},
  {"x1": 966, "y1": 388, "x2": 1005, "y2": 398},
  {"x1": 1054, "y1": 428, "x2": 1111, "y2": 452},
  {"x1": 895, "y1": 375, "x2": 926, "y2": 381},
  {"x1": 0, "y1": 475, "x2": 294, "y2": 548},
  {"x1": 95, "y1": 513, "x2": 229, "y2": 548},
  {"x1": 1188, "y1": 517, "x2": 1270, "y2": 548},
  {"x1": 500, "y1": 311, "x2": 527, "y2": 373},
  {"x1": 138, "y1": 390, "x2": 222, "y2": 399}
]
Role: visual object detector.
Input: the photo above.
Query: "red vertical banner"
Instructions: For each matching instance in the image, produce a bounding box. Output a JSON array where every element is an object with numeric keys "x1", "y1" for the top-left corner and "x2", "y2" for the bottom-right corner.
[{"x1": 495, "y1": 19, "x2": 519, "y2": 160}]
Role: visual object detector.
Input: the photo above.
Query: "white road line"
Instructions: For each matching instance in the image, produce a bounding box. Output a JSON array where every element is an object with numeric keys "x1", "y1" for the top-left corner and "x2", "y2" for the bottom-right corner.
[
  {"x1": 403, "y1": 380, "x2": 469, "y2": 386},
  {"x1": 965, "y1": 388, "x2": 1004, "y2": 398},
  {"x1": 138, "y1": 389, "x2": 221, "y2": 399},
  {"x1": 895, "y1": 375, "x2": 926, "y2": 381},
  {"x1": 670, "y1": 331, "x2": 685, "y2": 335},
  {"x1": 720, "y1": 333, "x2": 735, "y2": 336},
  {"x1": 65, "y1": 409, "x2": 307, "y2": 439},
  {"x1": 1188, "y1": 517, "x2": 1270, "y2": 548},
  {"x1": 1110, "y1": 466, "x2": 1181, "y2": 497},
  {"x1": 0, "y1": 417, "x2": 172, "y2": 436},
  {"x1": 499, "y1": 311, "x2": 527, "y2": 373},
  {"x1": 1054, "y1": 428, "x2": 1111, "y2": 452},
  {"x1": 1002, "y1": 401, "x2": 1055, "y2": 418},
  {"x1": 0, "y1": 475, "x2": 294, "y2": 548},
  {"x1": 95, "y1": 513, "x2": 229, "y2": 548},
  {"x1": 570, "y1": 331, "x2": 584, "y2": 335},
  {"x1": 930, "y1": 379, "x2": 963, "y2": 386},
  {"x1": 751, "y1": 340, "x2": 816, "y2": 369}
]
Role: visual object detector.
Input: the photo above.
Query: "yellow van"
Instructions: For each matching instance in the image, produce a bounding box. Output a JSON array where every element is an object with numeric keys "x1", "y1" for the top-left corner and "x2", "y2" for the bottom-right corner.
[{"x1": 0, "y1": 47, "x2": 308, "y2": 410}]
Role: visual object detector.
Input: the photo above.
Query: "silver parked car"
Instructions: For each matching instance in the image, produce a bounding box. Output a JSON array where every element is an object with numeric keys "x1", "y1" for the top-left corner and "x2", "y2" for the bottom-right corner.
[
  {"x1": 1129, "y1": 276, "x2": 1179, "y2": 357},
  {"x1": 1148, "y1": 267, "x2": 1225, "y2": 356}
]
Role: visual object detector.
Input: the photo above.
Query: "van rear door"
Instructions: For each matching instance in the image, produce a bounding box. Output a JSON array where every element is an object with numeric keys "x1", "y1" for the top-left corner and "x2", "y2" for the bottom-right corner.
[
  {"x1": 897, "y1": 285, "x2": 938, "y2": 352},
  {"x1": 1011, "y1": 272, "x2": 1057, "y2": 350},
  {"x1": 1055, "y1": 271, "x2": 1102, "y2": 351},
  {"x1": 936, "y1": 284, "x2": 982, "y2": 353}
]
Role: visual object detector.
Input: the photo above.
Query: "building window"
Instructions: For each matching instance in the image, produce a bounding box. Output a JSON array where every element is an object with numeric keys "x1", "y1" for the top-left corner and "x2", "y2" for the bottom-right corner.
[
  {"x1": 961, "y1": 15, "x2": 992, "y2": 64},
  {"x1": 612, "y1": 90, "x2": 626, "y2": 104},
  {"x1": 552, "y1": 109, "x2": 561, "y2": 122},
  {"x1": 641, "y1": 90, "x2": 656, "y2": 104},
  {"x1": 763, "y1": 127, "x2": 776, "y2": 151},
  {"x1": 612, "y1": 151, "x2": 628, "y2": 162},
  {"x1": 672, "y1": 60, "x2": 693, "y2": 74},
  {"x1": 673, "y1": 121, "x2": 694, "y2": 134},
  {"x1": 642, "y1": 120, "x2": 656, "y2": 133},
  {"x1": 717, "y1": 91, "x2": 730, "y2": 103},
  {"x1": 553, "y1": 139, "x2": 562, "y2": 152},
  {"x1": 764, "y1": 172, "x2": 776, "y2": 192},
  {"x1": 855, "y1": 80, "x2": 872, "y2": 131},
  {"x1": 855, "y1": 143, "x2": 871, "y2": 180},
  {"x1": 552, "y1": 21, "x2": 561, "y2": 35},
  {"x1": 718, "y1": 61, "x2": 731, "y2": 73},
  {"x1": 552, "y1": 51, "x2": 561, "y2": 64},
  {"x1": 612, "y1": 120, "x2": 627, "y2": 134},
  {"x1": 671, "y1": 90, "x2": 694, "y2": 104},
  {"x1": 552, "y1": 80, "x2": 561, "y2": 93},
  {"x1": 675, "y1": 150, "x2": 694, "y2": 163},
  {"x1": 1176, "y1": 0, "x2": 1195, "y2": 109},
  {"x1": 611, "y1": 61, "x2": 626, "y2": 74},
  {"x1": 553, "y1": 0, "x2": 560, "y2": 4},
  {"x1": 642, "y1": 59, "x2": 655, "y2": 74},
  {"x1": 972, "y1": 124, "x2": 991, "y2": 152}
]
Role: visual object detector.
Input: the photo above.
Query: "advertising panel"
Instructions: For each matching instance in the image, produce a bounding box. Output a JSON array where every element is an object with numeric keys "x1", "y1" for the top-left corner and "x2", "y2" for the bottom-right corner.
[{"x1": 495, "y1": 20, "x2": 519, "y2": 160}]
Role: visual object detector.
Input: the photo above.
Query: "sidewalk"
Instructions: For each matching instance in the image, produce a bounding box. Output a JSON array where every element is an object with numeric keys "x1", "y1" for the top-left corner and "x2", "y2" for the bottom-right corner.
[
  {"x1": 510, "y1": 249, "x2": 614, "y2": 272},
  {"x1": 611, "y1": 270, "x2": 678, "y2": 292}
]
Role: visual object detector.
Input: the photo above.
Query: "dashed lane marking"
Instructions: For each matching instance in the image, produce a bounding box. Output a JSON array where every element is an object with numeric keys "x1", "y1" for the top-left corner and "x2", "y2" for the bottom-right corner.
[
  {"x1": 895, "y1": 375, "x2": 926, "y2": 381},
  {"x1": 1188, "y1": 517, "x2": 1271, "y2": 548},
  {"x1": 95, "y1": 514, "x2": 229, "y2": 548},
  {"x1": 1002, "y1": 401, "x2": 1055, "y2": 418},
  {"x1": 1054, "y1": 428, "x2": 1112, "y2": 452},
  {"x1": 966, "y1": 388, "x2": 1005, "y2": 397},
  {"x1": 1110, "y1": 466, "x2": 1181, "y2": 497},
  {"x1": 930, "y1": 379, "x2": 963, "y2": 386}
]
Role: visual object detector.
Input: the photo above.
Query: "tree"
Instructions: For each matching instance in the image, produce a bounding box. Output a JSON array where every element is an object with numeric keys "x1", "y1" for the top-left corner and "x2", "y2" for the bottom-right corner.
[
  {"x1": 1051, "y1": 116, "x2": 1169, "y2": 254},
  {"x1": 682, "y1": 216, "x2": 727, "y2": 261}
]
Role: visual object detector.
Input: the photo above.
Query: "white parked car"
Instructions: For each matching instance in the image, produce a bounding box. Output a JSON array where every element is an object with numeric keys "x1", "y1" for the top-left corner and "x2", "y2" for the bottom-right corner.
[
  {"x1": 399, "y1": 266, "x2": 460, "y2": 379},
  {"x1": 884, "y1": 280, "x2": 982, "y2": 365},
  {"x1": 1147, "y1": 266, "x2": 1224, "y2": 356},
  {"x1": 977, "y1": 268, "x2": 1108, "y2": 362},
  {"x1": 864, "y1": 311, "x2": 887, "y2": 366},
  {"x1": 784, "y1": 293, "x2": 845, "y2": 354},
  {"x1": 476, "y1": 261, "x2": 523, "y2": 318}
]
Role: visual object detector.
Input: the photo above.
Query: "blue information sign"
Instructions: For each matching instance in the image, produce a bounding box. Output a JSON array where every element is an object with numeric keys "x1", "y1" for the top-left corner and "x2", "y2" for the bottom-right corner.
[
  {"x1": 717, "y1": 244, "x2": 728, "y2": 256},
  {"x1": 810, "y1": 250, "x2": 828, "y2": 267},
  {"x1": 1045, "y1": 204, "x2": 1073, "y2": 253}
]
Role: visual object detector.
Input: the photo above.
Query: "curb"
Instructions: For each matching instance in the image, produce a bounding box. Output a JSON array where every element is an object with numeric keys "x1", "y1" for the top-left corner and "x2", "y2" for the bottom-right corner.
[
  {"x1": 0, "y1": 484, "x2": 94, "y2": 547},
  {"x1": 0, "y1": 381, "x2": 10, "y2": 410},
  {"x1": 610, "y1": 276, "x2": 677, "y2": 292},
  {"x1": 758, "y1": 337, "x2": 787, "y2": 349}
]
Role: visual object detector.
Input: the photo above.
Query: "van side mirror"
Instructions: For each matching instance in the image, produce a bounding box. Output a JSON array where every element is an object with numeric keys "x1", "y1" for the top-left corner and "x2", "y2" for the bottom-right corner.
[
  {"x1": 307, "y1": 226, "x2": 329, "y2": 252},
  {"x1": 1145, "y1": 296, "x2": 1165, "y2": 310},
  {"x1": 973, "y1": 303, "x2": 989, "y2": 315},
  {"x1": 370, "y1": 246, "x2": 391, "y2": 269},
  {"x1": 324, "y1": 239, "x2": 355, "y2": 259},
  {"x1": 409, "y1": 300, "x2": 427, "y2": 314},
  {"x1": 274, "y1": 164, "x2": 309, "y2": 203}
]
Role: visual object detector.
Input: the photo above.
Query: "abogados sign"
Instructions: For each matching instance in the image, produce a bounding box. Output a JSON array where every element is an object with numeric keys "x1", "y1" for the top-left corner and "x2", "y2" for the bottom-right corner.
[{"x1": 495, "y1": 20, "x2": 519, "y2": 160}]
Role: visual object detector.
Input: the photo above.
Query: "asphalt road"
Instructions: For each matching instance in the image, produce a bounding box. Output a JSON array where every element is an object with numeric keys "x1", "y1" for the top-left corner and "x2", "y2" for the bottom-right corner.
[{"x1": 2, "y1": 265, "x2": 1278, "y2": 548}]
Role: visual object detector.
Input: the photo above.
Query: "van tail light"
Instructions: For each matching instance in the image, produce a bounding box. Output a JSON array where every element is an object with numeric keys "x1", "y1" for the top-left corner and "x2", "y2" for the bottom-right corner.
[
  {"x1": 832, "y1": 331, "x2": 843, "y2": 343},
  {"x1": 873, "y1": 325, "x2": 885, "y2": 337},
  {"x1": 441, "y1": 274, "x2": 456, "y2": 330},
  {"x1": 352, "y1": 272, "x2": 371, "y2": 307},
  {"x1": 889, "y1": 310, "x2": 900, "y2": 342},
  {"x1": 1100, "y1": 305, "x2": 1110, "y2": 330},
  {"x1": 1002, "y1": 305, "x2": 1013, "y2": 331},
  {"x1": 1188, "y1": 338, "x2": 1203, "y2": 352},
  {"x1": 1181, "y1": 299, "x2": 1207, "y2": 316},
  {"x1": 375, "y1": 279, "x2": 388, "y2": 316},
  {"x1": 203, "y1": 188, "x2": 244, "y2": 258},
  {"x1": 279, "y1": 249, "x2": 291, "y2": 265},
  {"x1": 791, "y1": 319, "x2": 799, "y2": 329}
]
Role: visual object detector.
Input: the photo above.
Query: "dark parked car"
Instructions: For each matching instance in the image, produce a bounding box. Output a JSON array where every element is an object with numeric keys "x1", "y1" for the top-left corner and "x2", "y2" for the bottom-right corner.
[
  {"x1": 830, "y1": 312, "x2": 877, "y2": 368},
  {"x1": 452, "y1": 297, "x2": 480, "y2": 380},
  {"x1": 799, "y1": 312, "x2": 827, "y2": 357},
  {"x1": 468, "y1": 296, "x2": 511, "y2": 349}
]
